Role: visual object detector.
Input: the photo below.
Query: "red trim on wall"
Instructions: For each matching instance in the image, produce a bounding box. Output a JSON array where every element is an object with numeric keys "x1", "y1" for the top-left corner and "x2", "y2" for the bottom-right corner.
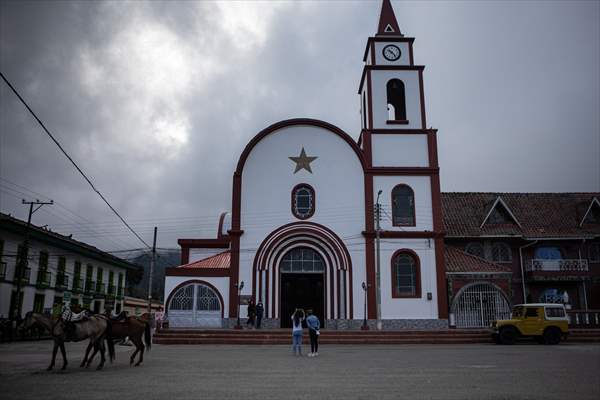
[
  {"x1": 386, "y1": 120, "x2": 410, "y2": 125},
  {"x1": 418, "y1": 69, "x2": 427, "y2": 129},
  {"x1": 409, "y1": 41, "x2": 414, "y2": 66},
  {"x1": 165, "y1": 268, "x2": 230, "y2": 277},
  {"x1": 229, "y1": 173, "x2": 242, "y2": 317},
  {"x1": 390, "y1": 249, "x2": 422, "y2": 299},
  {"x1": 435, "y1": 237, "x2": 448, "y2": 318},
  {"x1": 165, "y1": 279, "x2": 225, "y2": 319},
  {"x1": 362, "y1": 230, "x2": 444, "y2": 239},
  {"x1": 370, "y1": 128, "x2": 435, "y2": 135},
  {"x1": 364, "y1": 171, "x2": 376, "y2": 318},
  {"x1": 217, "y1": 212, "x2": 230, "y2": 239},
  {"x1": 359, "y1": 65, "x2": 425, "y2": 94},
  {"x1": 181, "y1": 247, "x2": 190, "y2": 265},
  {"x1": 366, "y1": 72, "x2": 374, "y2": 131},
  {"x1": 367, "y1": 167, "x2": 439, "y2": 176},
  {"x1": 178, "y1": 239, "x2": 230, "y2": 248}
]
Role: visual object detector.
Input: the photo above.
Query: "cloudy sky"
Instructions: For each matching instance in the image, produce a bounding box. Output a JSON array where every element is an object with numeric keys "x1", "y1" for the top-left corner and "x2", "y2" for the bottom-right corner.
[{"x1": 1, "y1": 0, "x2": 599, "y2": 253}]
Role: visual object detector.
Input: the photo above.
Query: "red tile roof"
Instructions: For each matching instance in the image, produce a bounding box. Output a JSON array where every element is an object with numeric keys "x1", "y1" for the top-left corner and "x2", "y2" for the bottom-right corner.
[
  {"x1": 441, "y1": 193, "x2": 600, "y2": 238},
  {"x1": 444, "y1": 246, "x2": 512, "y2": 274},
  {"x1": 177, "y1": 251, "x2": 230, "y2": 269}
]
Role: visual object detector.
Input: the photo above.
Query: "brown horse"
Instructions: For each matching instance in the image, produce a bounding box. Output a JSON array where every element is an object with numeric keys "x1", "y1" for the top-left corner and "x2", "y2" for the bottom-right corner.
[
  {"x1": 86, "y1": 316, "x2": 151, "y2": 366},
  {"x1": 22, "y1": 312, "x2": 115, "y2": 371}
]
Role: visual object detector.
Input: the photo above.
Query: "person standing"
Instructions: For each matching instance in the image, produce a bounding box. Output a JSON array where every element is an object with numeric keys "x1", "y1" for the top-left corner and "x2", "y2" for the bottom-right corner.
[
  {"x1": 256, "y1": 301, "x2": 264, "y2": 329},
  {"x1": 246, "y1": 299, "x2": 256, "y2": 328},
  {"x1": 306, "y1": 309, "x2": 320, "y2": 357},
  {"x1": 291, "y1": 308, "x2": 305, "y2": 356}
]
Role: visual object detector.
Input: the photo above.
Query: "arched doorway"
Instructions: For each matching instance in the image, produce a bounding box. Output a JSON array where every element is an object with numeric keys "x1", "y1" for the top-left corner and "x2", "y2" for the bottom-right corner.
[
  {"x1": 279, "y1": 247, "x2": 325, "y2": 328},
  {"x1": 167, "y1": 282, "x2": 222, "y2": 327},
  {"x1": 452, "y1": 283, "x2": 511, "y2": 328}
]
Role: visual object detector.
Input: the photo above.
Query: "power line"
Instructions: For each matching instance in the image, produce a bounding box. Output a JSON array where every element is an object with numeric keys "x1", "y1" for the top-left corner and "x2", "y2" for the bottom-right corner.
[{"x1": 0, "y1": 71, "x2": 151, "y2": 249}]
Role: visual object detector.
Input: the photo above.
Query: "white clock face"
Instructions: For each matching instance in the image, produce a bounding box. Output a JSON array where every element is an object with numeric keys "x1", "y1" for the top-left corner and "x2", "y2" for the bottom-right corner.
[{"x1": 382, "y1": 44, "x2": 401, "y2": 61}]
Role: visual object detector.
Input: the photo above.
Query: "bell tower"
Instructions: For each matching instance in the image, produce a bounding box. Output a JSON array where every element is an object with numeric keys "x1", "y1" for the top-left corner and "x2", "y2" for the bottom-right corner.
[{"x1": 360, "y1": 0, "x2": 448, "y2": 321}]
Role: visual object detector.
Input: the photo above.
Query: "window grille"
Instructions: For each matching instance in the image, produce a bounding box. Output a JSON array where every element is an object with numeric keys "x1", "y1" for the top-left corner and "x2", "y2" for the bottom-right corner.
[
  {"x1": 292, "y1": 184, "x2": 315, "y2": 219},
  {"x1": 391, "y1": 185, "x2": 415, "y2": 226},
  {"x1": 393, "y1": 253, "x2": 417, "y2": 296},
  {"x1": 465, "y1": 242, "x2": 485, "y2": 259},
  {"x1": 280, "y1": 247, "x2": 325, "y2": 273},
  {"x1": 491, "y1": 242, "x2": 512, "y2": 263}
]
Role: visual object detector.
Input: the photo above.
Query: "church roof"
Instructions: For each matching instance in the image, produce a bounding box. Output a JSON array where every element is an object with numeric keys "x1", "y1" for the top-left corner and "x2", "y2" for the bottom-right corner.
[
  {"x1": 445, "y1": 246, "x2": 512, "y2": 274},
  {"x1": 177, "y1": 251, "x2": 230, "y2": 269},
  {"x1": 377, "y1": 0, "x2": 402, "y2": 36},
  {"x1": 442, "y1": 192, "x2": 600, "y2": 238}
]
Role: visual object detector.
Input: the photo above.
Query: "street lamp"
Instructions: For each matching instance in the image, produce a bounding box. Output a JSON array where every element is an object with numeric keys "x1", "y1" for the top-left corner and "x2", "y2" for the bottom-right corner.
[
  {"x1": 361, "y1": 282, "x2": 370, "y2": 330},
  {"x1": 234, "y1": 281, "x2": 244, "y2": 329}
]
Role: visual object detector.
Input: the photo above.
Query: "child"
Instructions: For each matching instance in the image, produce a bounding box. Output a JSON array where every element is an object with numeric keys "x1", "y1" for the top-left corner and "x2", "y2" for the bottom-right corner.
[{"x1": 291, "y1": 308, "x2": 305, "y2": 356}]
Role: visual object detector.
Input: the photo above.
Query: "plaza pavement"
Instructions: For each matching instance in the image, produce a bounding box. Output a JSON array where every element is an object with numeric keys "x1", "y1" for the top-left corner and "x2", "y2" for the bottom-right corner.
[{"x1": 0, "y1": 340, "x2": 598, "y2": 400}]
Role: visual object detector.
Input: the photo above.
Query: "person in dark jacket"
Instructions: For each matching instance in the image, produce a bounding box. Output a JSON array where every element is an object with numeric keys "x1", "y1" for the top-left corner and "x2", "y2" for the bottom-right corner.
[
  {"x1": 256, "y1": 301, "x2": 264, "y2": 329},
  {"x1": 306, "y1": 309, "x2": 320, "y2": 357},
  {"x1": 246, "y1": 299, "x2": 256, "y2": 328}
]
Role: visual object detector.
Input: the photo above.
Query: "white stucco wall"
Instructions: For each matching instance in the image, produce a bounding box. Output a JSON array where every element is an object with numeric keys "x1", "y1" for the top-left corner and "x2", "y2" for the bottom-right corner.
[
  {"x1": 373, "y1": 175, "x2": 433, "y2": 231},
  {"x1": 164, "y1": 276, "x2": 230, "y2": 318},
  {"x1": 378, "y1": 238, "x2": 439, "y2": 319},
  {"x1": 371, "y1": 134, "x2": 429, "y2": 167},
  {"x1": 370, "y1": 70, "x2": 422, "y2": 130},
  {"x1": 238, "y1": 124, "x2": 367, "y2": 319}
]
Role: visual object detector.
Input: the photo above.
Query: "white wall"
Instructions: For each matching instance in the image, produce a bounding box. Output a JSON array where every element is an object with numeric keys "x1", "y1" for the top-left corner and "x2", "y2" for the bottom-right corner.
[
  {"x1": 370, "y1": 70, "x2": 422, "y2": 130},
  {"x1": 378, "y1": 238, "x2": 439, "y2": 319},
  {"x1": 239, "y1": 124, "x2": 367, "y2": 319},
  {"x1": 164, "y1": 276, "x2": 230, "y2": 318},
  {"x1": 371, "y1": 134, "x2": 429, "y2": 167},
  {"x1": 373, "y1": 175, "x2": 433, "y2": 231}
]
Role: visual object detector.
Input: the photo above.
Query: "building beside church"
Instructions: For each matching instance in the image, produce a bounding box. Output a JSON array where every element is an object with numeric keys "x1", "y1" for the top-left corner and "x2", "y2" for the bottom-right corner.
[
  {"x1": 0, "y1": 213, "x2": 139, "y2": 318},
  {"x1": 163, "y1": 0, "x2": 600, "y2": 329}
]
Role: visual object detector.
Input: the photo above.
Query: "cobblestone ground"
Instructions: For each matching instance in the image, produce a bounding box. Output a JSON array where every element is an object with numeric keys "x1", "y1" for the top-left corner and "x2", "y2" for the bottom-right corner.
[{"x1": 1, "y1": 340, "x2": 599, "y2": 400}]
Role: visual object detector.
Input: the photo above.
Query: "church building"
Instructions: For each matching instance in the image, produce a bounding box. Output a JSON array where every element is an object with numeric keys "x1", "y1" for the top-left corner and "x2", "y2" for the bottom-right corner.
[{"x1": 164, "y1": 0, "x2": 448, "y2": 329}]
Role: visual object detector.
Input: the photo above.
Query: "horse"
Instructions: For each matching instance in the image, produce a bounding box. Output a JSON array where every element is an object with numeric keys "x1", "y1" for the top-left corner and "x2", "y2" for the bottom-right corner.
[
  {"x1": 87, "y1": 315, "x2": 151, "y2": 366},
  {"x1": 21, "y1": 312, "x2": 115, "y2": 371}
]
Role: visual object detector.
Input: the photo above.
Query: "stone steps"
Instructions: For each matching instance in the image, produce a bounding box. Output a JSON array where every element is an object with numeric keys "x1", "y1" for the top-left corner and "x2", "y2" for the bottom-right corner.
[{"x1": 152, "y1": 328, "x2": 600, "y2": 345}]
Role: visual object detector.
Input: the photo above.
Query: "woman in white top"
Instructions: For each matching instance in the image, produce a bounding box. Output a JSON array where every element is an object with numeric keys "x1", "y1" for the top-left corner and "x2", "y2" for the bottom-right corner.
[{"x1": 291, "y1": 309, "x2": 305, "y2": 356}]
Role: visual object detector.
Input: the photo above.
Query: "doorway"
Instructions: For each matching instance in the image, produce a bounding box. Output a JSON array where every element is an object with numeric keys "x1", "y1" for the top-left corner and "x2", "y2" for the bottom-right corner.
[{"x1": 280, "y1": 273, "x2": 324, "y2": 328}]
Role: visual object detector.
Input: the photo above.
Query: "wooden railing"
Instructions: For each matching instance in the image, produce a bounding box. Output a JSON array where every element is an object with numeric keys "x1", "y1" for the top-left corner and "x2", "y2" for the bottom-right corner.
[{"x1": 568, "y1": 310, "x2": 600, "y2": 328}]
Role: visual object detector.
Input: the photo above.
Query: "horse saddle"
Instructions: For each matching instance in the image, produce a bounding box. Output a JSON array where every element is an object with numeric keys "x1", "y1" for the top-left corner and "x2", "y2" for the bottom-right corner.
[{"x1": 109, "y1": 311, "x2": 127, "y2": 322}]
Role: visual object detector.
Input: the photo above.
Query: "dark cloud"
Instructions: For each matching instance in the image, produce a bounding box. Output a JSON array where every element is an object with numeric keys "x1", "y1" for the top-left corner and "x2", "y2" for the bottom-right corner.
[{"x1": 1, "y1": 0, "x2": 598, "y2": 251}]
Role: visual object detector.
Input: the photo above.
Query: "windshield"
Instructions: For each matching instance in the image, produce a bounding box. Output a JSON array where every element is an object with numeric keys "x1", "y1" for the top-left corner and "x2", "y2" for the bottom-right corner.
[{"x1": 511, "y1": 306, "x2": 524, "y2": 318}]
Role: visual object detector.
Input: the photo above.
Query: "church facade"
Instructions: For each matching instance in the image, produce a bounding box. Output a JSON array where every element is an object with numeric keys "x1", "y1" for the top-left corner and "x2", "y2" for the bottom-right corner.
[
  {"x1": 163, "y1": 1, "x2": 600, "y2": 330},
  {"x1": 164, "y1": 0, "x2": 447, "y2": 329}
]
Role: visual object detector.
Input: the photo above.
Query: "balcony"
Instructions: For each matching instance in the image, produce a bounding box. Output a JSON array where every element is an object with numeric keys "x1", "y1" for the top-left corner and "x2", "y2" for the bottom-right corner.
[
  {"x1": 95, "y1": 282, "x2": 106, "y2": 295},
  {"x1": 14, "y1": 267, "x2": 31, "y2": 284},
  {"x1": 72, "y1": 277, "x2": 83, "y2": 292},
  {"x1": 527, "y1": 259, "x2": 588, "y2": 272},
  {"x1": 85, "y1": 280, "x2": 96, "y2": 294},
  {"x1": 55, "y1": 273, "x2": 69, "y2": 290},
  {"x1": 36, "y1": 270, "x2": 52, "y2": 289},
  {"x1": 526, "y1": 259, "x2": 588, "y2": 281},
  {"x1": 0, "y1": 261, "x2": 6, "y2": 280}
]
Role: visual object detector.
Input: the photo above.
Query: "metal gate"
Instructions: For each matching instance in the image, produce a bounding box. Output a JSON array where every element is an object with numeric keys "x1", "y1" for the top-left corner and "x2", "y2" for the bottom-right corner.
[
  {"x1": 452, "y1": 283, "x2": 511, "y2": 328},
  {"x1": 168, "y1": 283, "x2": 222, "y2": 328}
]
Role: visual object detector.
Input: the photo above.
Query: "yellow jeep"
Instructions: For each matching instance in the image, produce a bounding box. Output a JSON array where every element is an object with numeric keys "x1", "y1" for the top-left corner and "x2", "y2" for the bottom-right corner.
[{"x1": 491, "y1": 303, "x2": 569, "y2": 345}]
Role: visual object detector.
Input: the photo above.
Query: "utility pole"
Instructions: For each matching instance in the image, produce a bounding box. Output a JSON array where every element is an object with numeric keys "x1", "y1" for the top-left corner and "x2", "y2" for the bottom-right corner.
[
  {"x1": 375, "y1": 190, "x2": 383, "y2": 331},
  {"x1": 147, "y1": 227, "x2": 157, "y2": 314},
  {"x1": 10, "y1": 199, "x2": 53, "y2": 321}
]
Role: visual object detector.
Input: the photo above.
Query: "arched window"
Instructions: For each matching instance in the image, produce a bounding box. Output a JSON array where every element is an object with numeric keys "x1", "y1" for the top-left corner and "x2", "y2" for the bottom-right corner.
[
  {"x1": 280, "y1": 247, "x2": 325, "y2": 273},
  {"x1": 491, "y1": 242, "x2": 512, "y2": 263},
  {"x1": 465, "y1": 242, "x2": 485, "y2": 259},
  {"x1": 391, "y1": 184, "x2": 415, "y2": 226},
  {"x1": 391, "y1": 250, "x2": 421, "y2": 298},
  {"x1": 291, "y1": 184, "x2": 315, "y2": 220},
  {"x1": 386, "y1": 79, "x2": 406, "y2": 121}
]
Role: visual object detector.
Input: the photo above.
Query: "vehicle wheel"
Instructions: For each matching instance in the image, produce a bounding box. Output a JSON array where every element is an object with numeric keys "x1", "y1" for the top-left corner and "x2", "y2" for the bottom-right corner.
[
  {"x1": 499, "y1": 326, "x2": 517, "y2": 345},
  {"x1": 543, "y1": 327, "x2": 561, "y2": 345}
]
